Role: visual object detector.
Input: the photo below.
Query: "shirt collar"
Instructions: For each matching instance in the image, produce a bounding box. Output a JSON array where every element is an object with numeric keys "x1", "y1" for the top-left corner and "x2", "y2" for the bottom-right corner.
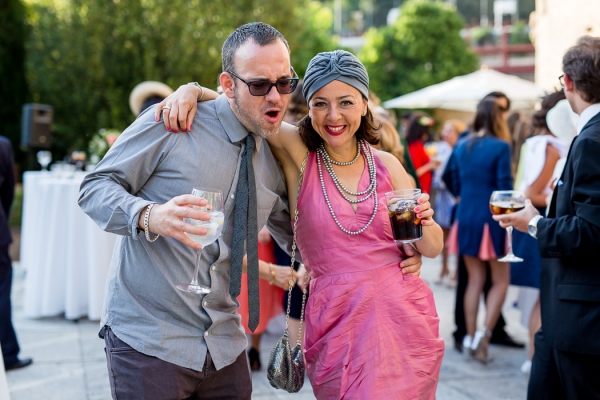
[
  {"x1": 576, "y1": 103, "x2": 600, "y2": 135},
  {"x1": 214, "y1": 95, "x2": 263, "y2": 153}
]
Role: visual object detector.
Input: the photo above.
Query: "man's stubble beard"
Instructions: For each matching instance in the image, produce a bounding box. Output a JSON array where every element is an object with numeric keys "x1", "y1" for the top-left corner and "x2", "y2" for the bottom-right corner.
[{"x1": 233, "y1": 86, "x2": 283, "y2": 140}]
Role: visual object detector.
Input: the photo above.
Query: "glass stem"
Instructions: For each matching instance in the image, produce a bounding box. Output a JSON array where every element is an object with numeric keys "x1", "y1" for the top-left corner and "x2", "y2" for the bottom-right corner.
[
  {"x1": 190, "y1": 249, "x2": 202, "y2": 286},
  {"x1": 505, "y1": 226, "x2": 514, "y2": 255}
]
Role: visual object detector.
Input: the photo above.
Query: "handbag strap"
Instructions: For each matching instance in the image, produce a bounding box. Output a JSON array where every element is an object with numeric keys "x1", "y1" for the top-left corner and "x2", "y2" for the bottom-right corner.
[{"x1": 284, "y1": 151, "x2": 309, "y2": 345}]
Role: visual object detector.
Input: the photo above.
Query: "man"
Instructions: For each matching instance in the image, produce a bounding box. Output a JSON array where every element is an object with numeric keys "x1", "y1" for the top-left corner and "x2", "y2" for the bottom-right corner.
[
  {"x1": 80, "y1": 23, "x2": 422, "y2": 399},
  {"x1": 494, "y1": 36, "x2": 600, "y2": 398},
  {"x1": 444, "y1": 91, "x2": 524, "y2": 352},
  {"x1": 0, "y1": 136, "x2": 32, "y2": 371}
]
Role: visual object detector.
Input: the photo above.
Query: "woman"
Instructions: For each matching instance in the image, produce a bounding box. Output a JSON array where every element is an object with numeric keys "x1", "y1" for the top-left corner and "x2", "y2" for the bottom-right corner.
[
  {"x1": 160, "y1": 50, "x2": 444, "y2": 399},
  {"x1": 433, "y1": 119, "x2": 465, "y2": 286},
  {"x1": 510, "y1": 91, "x2": 572, "y2": 374},
  {"x1": 448, "y1": 99, "x2": 513, "y2": 363},
  {"x1": 405, "y1": 113, "x2": 439, "y2": 193}
]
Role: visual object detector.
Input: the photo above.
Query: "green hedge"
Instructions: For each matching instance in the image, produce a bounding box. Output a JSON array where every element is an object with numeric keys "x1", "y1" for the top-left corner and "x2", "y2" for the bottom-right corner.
[{"x1": 9, "y1": 185, "x2": 23, "y2": 228}]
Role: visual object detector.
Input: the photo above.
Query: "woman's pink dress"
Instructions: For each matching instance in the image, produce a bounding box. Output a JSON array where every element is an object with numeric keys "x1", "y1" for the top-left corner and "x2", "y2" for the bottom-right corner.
[{"x1": 296, "y1": 151, "x2": 444, "y2": 400}]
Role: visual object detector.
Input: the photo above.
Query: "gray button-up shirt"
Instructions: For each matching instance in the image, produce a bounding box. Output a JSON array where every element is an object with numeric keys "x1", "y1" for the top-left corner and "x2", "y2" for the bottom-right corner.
[{"x1": 79, "y1": 95, "x2": 295, "y2": 371}]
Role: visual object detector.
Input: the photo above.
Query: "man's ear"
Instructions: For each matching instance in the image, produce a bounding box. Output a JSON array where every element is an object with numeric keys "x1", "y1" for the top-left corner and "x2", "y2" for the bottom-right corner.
[
  {"x1": 564, "y1": 73, "x2": 575, "y2": 93},
  {"x1": 220, "y1": 72, "x2": 235, "y2": 99}
]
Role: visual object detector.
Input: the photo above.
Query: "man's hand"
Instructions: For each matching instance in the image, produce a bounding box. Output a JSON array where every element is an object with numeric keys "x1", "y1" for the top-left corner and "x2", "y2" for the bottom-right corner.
[
  {"x1": 154, "y1": 85, "x2": 201, "y2": 133},
  {"x1": 492, "y1": 199, "x2": 540, "y2": 233},
  {"x1": 138, "y1": 194, "x2": 210, "y2": 250},
  {"x1": 398, "y1": 243, "x2": 422, "y2": 276}
]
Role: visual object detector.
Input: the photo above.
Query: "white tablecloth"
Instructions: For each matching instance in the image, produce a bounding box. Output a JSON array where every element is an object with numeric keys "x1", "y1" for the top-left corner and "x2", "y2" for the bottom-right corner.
[{"x1": 20, "y1": 171, "x2": 116, "y2": 320}]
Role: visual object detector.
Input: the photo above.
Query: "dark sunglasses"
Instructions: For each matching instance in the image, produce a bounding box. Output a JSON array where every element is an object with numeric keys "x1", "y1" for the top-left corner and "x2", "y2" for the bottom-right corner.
[{"x1": 227, "y1": 68, "x2": 299, "y2": 96}]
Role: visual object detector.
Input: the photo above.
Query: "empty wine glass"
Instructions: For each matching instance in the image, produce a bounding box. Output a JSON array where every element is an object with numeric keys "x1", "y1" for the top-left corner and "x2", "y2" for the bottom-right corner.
[
  {"x1": 489, "y1": 190, "x2": 526, "y2": 262},
  {"x1": 176, "y1": 188, "x2": 224, "y2": 294},
  {"x1": 37, "y1": 151, "x2": 52, "y2": 171}
]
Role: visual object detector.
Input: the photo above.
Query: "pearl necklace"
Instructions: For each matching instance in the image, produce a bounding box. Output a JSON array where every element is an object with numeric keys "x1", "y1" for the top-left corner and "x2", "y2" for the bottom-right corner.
[
  {"x1": 319, "y1": 142, "x2": 376, "y2": 202},
  {"x1": 320, "y1": 140, "x2": 361, "y2": 166},
  {"x1": 316, "y1": 140, "x2": 379, "y2": 235}
]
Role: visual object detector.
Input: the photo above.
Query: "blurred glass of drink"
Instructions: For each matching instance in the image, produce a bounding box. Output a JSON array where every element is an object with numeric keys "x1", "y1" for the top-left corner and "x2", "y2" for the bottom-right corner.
[{"x1": 385, "y1": 189, "x2": 423, "y2": 243}]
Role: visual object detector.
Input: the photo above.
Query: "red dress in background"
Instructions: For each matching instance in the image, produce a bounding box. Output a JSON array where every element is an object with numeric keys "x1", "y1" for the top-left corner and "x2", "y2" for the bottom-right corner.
[
  {"x1": 408, "y1": 140, "x2": 432, "y2": 193},
  {"x1": 237, "y1": 239, "x2": 284, "y2": 334}
]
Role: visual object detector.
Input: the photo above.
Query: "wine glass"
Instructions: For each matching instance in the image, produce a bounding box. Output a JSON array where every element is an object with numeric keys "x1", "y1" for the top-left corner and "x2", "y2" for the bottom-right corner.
[
  {"x1": 176, "y1": 187, "x2": 224, "y2": 294},
  {"x1": 37, "y1": 150, "x2": 52, "y2": 171},
  {"x1": 489, "y1": 190, "x2": 526, "y2": 262}
]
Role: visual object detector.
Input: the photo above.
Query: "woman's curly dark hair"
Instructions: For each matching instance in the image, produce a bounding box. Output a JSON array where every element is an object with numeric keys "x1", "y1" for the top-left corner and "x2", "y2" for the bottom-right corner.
[
  {"x1": 530, "y1": 90, "x2": 566, "y2": 135},
  {"x1": 297, "y1": 107, "x2": 380, "y2": 152}
]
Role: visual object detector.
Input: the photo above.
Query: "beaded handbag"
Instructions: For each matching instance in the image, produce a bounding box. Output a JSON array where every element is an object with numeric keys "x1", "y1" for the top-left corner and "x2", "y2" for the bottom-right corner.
[{"x1": 267, "y1": 153, "x2": 309, "y2": 393}]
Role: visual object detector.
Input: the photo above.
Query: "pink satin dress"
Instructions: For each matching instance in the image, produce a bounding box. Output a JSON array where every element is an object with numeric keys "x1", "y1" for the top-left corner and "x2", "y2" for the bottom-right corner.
[{"x1": 296, "y1": 151, "x2": 444, "y2": 400}]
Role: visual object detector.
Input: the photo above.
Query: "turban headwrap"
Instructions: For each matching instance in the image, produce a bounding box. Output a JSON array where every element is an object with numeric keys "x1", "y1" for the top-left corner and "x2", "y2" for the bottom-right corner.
[{"x1": 302, "y1": 50, "x2": 369, "y2": 103}]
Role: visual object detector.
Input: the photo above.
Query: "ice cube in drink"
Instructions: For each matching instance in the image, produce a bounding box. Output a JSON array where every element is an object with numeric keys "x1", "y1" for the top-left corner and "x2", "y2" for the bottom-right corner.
[{"x1": 184, "y1": 211, "x2": 225, "y2": 247}]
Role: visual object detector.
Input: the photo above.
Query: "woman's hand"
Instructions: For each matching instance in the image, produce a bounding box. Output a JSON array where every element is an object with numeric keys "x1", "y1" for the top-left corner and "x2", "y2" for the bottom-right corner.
[
  {"x1": 154, "y1": 84, "x2": 219, "y2": 132},
  {"x1": 271, "y1": 264, "x2": 299, "y2": 290},
  {"x1": 296, "y1": 264, "x2": 310, "y2": 291},
  {"x1": 415, "y1": 193, "x2": 435, "y2": 226},
  {"x1": 154, "y1": 85, "x2": 200, "y2": 132}
]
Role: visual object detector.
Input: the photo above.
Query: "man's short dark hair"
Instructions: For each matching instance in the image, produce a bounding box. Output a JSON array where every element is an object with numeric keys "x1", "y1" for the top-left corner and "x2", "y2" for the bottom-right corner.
[
  {"x1": 222, "y1": 22, "x2": 290, "y2": 73},
  {"x1": 563, "y1": 36, "x2": 600, "y2": 104},
  {"x1": 483, "y1": 91, "x2": 511, "y2": 111}
]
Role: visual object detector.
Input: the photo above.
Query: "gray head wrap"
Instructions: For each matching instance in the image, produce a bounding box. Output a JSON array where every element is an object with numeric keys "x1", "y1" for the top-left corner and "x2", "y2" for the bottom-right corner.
[{"x1": 302, "y1": 50, "x2": 369, "y2": 102}]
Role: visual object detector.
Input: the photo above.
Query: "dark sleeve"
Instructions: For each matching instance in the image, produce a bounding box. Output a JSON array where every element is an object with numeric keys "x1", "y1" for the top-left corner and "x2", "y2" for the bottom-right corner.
[
  {"x1": 442, "y1": 150, "x2": 460, "y2": 197},
  {"x1": 0, "y1": 140, "x2": 15, "y2": 217},
  {"x1": 537, "y1": 136, "x2": 600, "y2": 257},
  {"x1": 496, "y1": 142, "x2": 513, "y2": 191}
]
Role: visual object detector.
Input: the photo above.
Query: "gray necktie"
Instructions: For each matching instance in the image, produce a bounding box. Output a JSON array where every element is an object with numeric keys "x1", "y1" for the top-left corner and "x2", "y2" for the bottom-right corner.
[{"x1": 230, "y1": 135, "x2": 260, "y2": 332}]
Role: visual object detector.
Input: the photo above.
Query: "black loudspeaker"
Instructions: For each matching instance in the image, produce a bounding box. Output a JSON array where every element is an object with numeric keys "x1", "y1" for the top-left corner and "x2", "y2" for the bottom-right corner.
[{"x1": 21, "y1": 103, "x2": 53, "y2": 148}]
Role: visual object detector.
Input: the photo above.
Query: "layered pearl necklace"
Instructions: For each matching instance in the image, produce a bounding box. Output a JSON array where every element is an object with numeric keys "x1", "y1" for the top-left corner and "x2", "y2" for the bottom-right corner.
[{"x1": 316, "y1": 140, "x2": 378, "y2": 235}]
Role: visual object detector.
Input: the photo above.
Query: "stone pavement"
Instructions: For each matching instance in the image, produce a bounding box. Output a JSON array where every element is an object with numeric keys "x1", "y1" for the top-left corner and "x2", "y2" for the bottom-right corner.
[{"x1": 6, "y1": 255, "x2": 530, "y2": 399}]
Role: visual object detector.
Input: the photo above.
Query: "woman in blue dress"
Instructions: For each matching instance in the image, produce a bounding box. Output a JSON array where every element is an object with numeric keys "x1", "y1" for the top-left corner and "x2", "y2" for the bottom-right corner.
[{"x1": 449, "y1": 99, "x2": 513, "y2": 363}]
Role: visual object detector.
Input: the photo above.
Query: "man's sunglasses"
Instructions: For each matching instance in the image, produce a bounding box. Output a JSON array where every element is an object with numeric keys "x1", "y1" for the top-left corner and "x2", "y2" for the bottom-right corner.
[{"x1": 227, "y1": 68, "x2": 299, "y2": 96}]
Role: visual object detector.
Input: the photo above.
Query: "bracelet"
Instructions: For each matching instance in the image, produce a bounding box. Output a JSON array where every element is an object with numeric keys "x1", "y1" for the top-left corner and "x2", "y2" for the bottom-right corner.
[
  {"x1": 187, "y1": 82, "x2": 204, "y2": 101},
  {"x1": 144, "y1": 203, "x2": 160, "y2": 242},
  {"x1": 268, "y1": 263, "x2": 276, "y2": 286}
]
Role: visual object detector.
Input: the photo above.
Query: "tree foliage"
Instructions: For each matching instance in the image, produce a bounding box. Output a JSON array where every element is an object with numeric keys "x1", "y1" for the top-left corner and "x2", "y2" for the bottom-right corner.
[
  {"x1": 360, "y1": 0, "x2": 478, "y2": 101},
  {"x1": 24, "y1": 0, "x2": 336, "y2": 160},
  {"x1": 0, "y1": 0, "x2": 28, "y2": 155}
]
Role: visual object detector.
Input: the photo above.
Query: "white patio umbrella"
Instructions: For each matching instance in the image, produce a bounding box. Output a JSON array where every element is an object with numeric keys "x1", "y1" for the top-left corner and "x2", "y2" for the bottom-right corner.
[{"x1": 383, "y1": 67, "x2": 546, "y2": 112}]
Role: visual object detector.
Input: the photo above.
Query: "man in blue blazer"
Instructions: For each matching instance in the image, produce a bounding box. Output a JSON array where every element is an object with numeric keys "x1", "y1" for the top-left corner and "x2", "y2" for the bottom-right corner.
[
  {"x1": 494, "y1": 36, "x2": 600, "y2": 399},
  {"x1": 0, "y1": 136, "x2": 32, "y2": 371}
]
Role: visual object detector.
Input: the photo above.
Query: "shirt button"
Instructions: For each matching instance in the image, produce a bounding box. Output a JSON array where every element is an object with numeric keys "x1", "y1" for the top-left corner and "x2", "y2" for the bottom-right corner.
[
  {"x1": 204, "y1": 331, "x2": 209, "y2": 337},
  {"x1": 211, "y1": 265, "x2": 216, "y2": 271},
  {"x1": 230, "y1": 194, "x2": 235, "y2": 199}
]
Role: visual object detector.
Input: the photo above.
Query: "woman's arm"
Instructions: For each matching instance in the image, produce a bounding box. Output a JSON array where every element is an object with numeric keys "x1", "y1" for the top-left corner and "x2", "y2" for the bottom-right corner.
[
  {"x1": 377, "y1": 150, "x2": 444, "y2": 258},
  {"x1": 152, "y1": 83, "x2": 308, "y2": 172},
  {"x1": 415, "y1": 159, "x2": 441, "y2": 177},
  {"x1": 524, "y1": 143, "x2": 560, "y2": 208},
  {"x1": 241, "y1": 255, "x2": 298, "y2": 289},
  {"x1": 154, "y1": 84, "x2": 220, "y2": 132}
]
